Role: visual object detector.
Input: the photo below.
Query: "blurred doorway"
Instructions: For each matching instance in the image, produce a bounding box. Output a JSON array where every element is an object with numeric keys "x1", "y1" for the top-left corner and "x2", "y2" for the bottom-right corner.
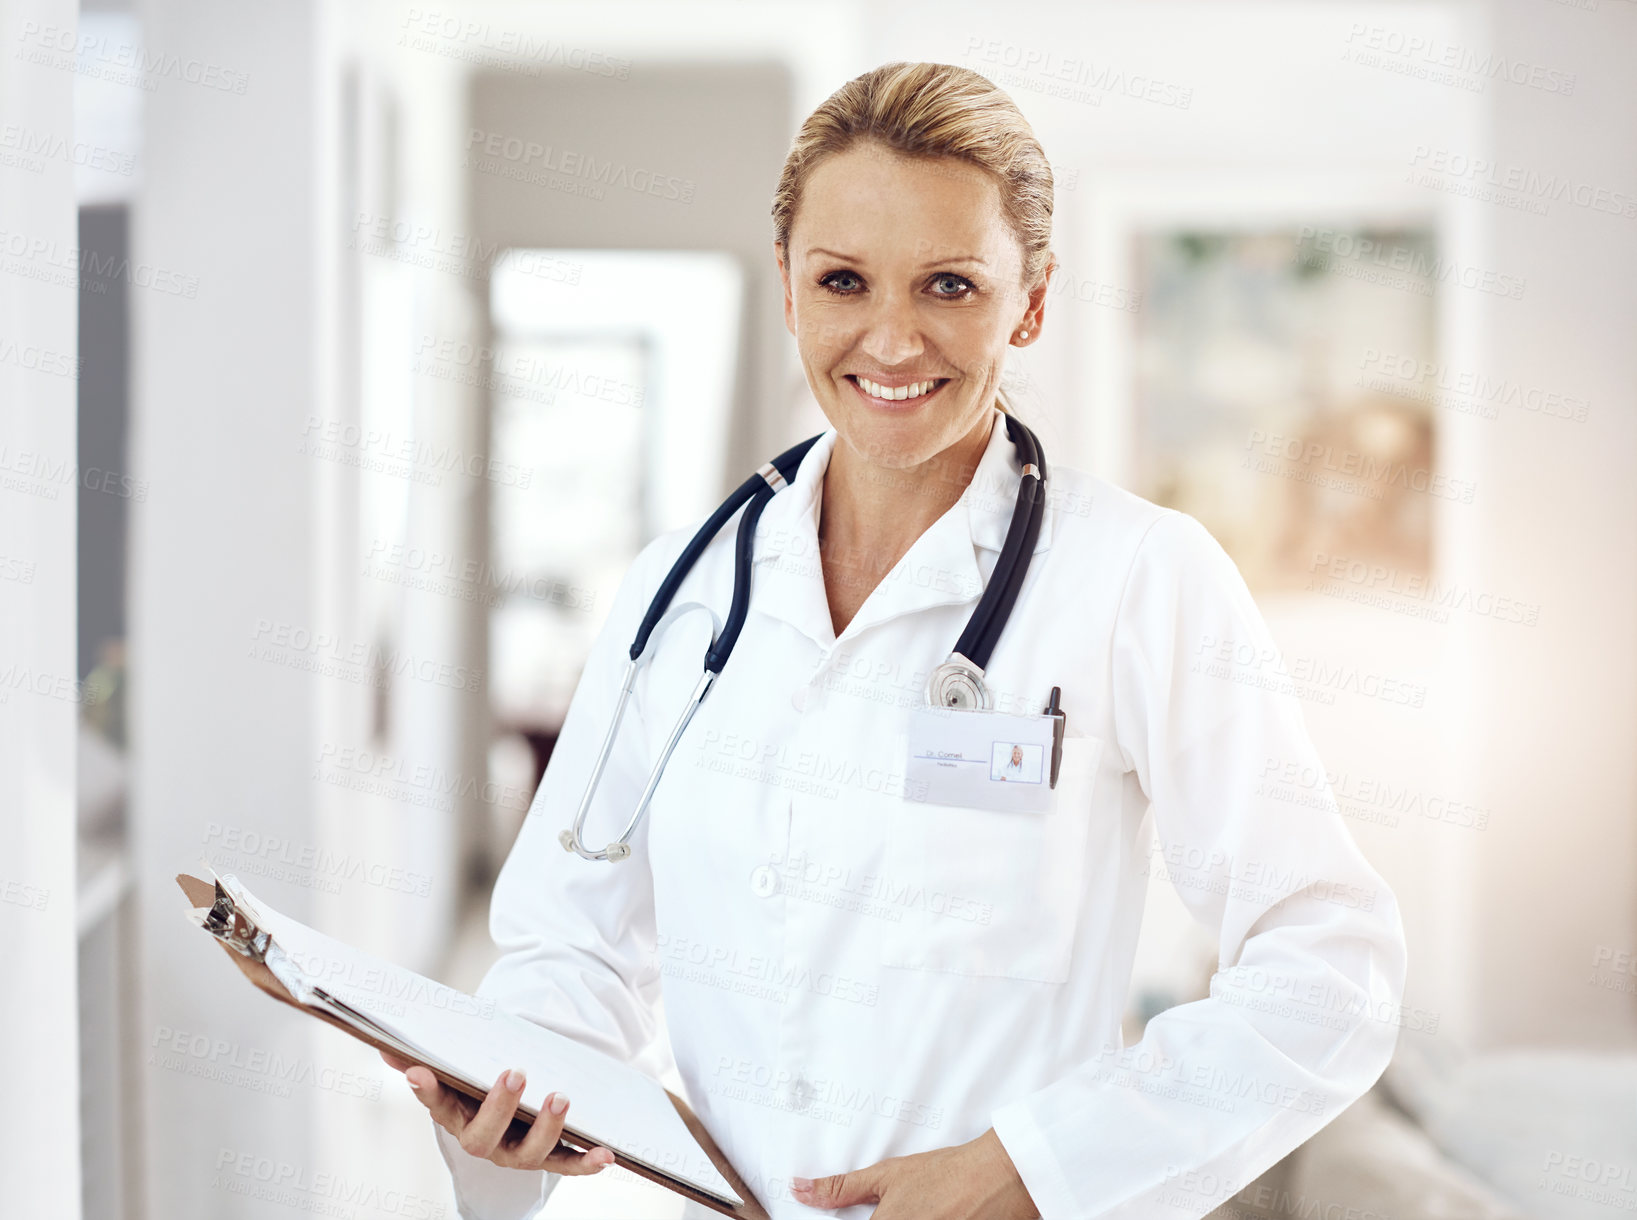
[{"x1": 482, "y1": 250, "x2": 743, "y2": 874}]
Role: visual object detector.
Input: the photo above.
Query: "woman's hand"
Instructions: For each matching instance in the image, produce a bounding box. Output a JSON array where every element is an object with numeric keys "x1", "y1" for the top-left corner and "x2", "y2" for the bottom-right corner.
[
  {"x1": 791, "y1": 1127, "x2": 1039, "y2": 1219},
  {"x1": 380, "y1": 1050, "x2": 617, "y2": 1175}
]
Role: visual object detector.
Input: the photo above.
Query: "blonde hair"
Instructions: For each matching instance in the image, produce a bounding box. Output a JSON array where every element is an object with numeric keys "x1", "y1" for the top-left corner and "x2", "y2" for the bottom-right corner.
[{"x1": 771, "y1": 61, "x2": 1056, "y2": 417}]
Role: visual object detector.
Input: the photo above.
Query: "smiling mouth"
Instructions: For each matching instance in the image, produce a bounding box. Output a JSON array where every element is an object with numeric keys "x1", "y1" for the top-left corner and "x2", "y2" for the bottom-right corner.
[{"x1": 844, "y1": 374, "x2": 951, "y2": 404}]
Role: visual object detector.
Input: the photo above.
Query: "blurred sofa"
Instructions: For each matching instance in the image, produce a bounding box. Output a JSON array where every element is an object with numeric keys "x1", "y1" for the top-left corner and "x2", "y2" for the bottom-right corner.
[{"x1": 1204, "y1": 1034, "x2": 1637, "y2": 1220}]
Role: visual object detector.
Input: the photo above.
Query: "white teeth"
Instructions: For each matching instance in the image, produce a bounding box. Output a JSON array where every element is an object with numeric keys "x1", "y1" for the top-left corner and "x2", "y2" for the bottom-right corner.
[{"x1": 856, "y1": 376, "x2": 938, "y2": 401}]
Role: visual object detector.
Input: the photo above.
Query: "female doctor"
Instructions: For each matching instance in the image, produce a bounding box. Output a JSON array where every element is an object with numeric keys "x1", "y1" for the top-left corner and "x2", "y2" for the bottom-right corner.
[{"x1": 384, "y1": 61, "x2": 1407, "y2": 1220}]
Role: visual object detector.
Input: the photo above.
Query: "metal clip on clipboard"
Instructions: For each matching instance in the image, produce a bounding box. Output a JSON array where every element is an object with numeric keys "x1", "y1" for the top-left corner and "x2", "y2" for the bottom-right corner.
[{"x1": 188, "y1": 877, "x2": 272, "y2": 961}]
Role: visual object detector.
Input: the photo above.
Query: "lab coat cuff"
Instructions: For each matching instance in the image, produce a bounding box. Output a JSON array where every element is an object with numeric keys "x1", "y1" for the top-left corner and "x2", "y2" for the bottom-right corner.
[
  {"x1": 990, "y1": 1097, "x2": 1080, "y2": 1220},
  {"x1": 433, "y1": 1119, "x2": 551, "y2": 1220}
]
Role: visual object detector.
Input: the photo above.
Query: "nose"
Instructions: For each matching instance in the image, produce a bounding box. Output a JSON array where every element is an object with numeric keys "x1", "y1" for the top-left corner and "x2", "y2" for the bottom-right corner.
[{"x1": 858, "y1": 289, "x2": 925, "y2": 368}]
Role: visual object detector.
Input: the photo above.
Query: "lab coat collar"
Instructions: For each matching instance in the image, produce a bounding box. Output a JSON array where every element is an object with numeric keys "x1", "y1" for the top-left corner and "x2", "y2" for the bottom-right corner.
[{"x1": 751, "y1": 409, "x2": 1055, "y2": 651}]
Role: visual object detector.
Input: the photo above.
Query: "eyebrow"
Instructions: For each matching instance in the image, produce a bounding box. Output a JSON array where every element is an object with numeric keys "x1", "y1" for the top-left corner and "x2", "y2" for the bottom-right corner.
[{"x1": 807, "y1": 246, "x2": 989, "y2": 268}]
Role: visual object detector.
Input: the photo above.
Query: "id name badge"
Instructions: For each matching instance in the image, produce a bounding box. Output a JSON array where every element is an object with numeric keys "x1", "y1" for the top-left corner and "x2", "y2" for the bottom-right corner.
[{"x1": 904, "y1": 704, "x2": 1058, "y2": 813}]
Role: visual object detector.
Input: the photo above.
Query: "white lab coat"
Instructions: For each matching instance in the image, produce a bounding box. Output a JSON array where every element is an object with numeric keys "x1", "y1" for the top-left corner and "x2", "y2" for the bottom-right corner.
[{"x1": 434, "y1": 409, "x2": 1407, "y2": 1220}]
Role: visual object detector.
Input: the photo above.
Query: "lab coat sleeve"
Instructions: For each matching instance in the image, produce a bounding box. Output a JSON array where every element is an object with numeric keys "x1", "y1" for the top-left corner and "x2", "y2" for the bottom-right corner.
[
  {"x1": 988, "y1": 509, "x2": 1408, "y2": 1220},
  {"x1": 433, "y1": 534, "x2": 683, "y2": 1220}
]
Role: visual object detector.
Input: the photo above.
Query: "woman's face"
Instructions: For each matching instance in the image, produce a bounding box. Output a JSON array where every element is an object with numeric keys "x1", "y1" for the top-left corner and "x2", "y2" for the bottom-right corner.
[
  {"x1": 1011, "y1": 745, "x2": 1023, "y2": 766},
  {"x1": 776, "y1": 141, "x2": 1050, "y2": 472}
]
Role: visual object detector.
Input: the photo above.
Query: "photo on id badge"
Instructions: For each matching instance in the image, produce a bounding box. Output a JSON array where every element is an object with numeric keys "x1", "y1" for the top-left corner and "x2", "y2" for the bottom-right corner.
[{"x1": 990, "y1": 741, "x2": 1044, "y2": 784}]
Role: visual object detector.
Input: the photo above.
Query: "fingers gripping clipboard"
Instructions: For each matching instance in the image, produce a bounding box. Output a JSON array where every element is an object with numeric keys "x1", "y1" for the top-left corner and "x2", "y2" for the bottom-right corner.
[{"x1": 177, "y1": 872, "x2": 769, "y2": 1220}]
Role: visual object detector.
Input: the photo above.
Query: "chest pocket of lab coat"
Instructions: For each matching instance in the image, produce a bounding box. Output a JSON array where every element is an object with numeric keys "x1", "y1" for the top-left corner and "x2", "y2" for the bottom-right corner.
[{"x1": 876, "y1": 735, "x2": 1103, "y2": 985}]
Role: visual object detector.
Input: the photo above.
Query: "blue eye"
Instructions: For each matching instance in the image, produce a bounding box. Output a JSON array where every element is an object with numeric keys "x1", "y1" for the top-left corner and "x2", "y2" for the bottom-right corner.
[
  {"x1": 930, "y1": 273, "x2": 975, "y2": 296},
  {"x1": 819, "y1": 271, "x2": 863, "y2": 294}
]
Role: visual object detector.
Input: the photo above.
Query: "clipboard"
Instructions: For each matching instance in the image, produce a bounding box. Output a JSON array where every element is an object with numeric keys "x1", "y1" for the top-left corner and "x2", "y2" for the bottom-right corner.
[{"x1": 177, "y1": 872, "x2": 770, "y2": 1220}]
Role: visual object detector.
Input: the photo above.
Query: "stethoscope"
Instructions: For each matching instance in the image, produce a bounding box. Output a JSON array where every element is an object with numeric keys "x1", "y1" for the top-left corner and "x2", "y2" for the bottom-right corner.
[{"x1": 559, "y1": 412, "x2": 1048, "y2": 862}]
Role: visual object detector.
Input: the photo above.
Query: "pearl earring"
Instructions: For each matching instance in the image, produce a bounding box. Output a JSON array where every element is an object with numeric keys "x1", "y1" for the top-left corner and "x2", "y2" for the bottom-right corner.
[{"x1": 1018, "y1": 330, "x2": 1029, "y2": 340}]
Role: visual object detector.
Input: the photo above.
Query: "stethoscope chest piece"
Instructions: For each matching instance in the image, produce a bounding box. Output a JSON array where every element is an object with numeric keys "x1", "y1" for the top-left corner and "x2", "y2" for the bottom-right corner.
[{"x1": 926, "y1": 655, "x2": 992, "y2": 711}]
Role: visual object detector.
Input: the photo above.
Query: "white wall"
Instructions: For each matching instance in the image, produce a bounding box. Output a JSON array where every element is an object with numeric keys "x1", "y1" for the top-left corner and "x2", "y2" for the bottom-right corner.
[
  {"x1": 1467, "y1": 0, "x2": 1637, "y2": 1046},
  {"x1": 0, "y1": 0, "x2": 82, "y2": 1213},
  {"x1": 129, "y1": 2, "x2": 328, "y2": 1217}
]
